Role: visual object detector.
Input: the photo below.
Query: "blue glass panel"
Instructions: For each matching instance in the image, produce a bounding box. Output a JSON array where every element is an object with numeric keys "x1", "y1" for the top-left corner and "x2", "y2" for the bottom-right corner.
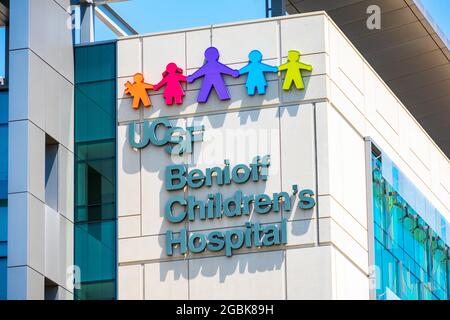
[
  {"x1": 75, "y1": 221, "x2": 116, "y2": 283},
  {"x1": 383, "y1": 249, "x2": 399, "y2": 296},
  {"x1": 381, "y1": 150, "x2": 447, "y2": 242},
  {"x1": 0, "y1": 91, "x2": 7, "y2": 124},
  {"x1": 401, "y1": 268, "x2": 419, "y2": 300},
  {"x1": 0, "y1": 257, "x2": 6, "y2": 300},
  {"x1": 0, "y1": 90, "x2": 6, "y2": 302},
  {"x1": 403, "y1": 222, "x2": 415, "y2": 261},
  {"x1": 0, "y1": 203, "x2": 6, "y2": 242},
  {"x1": 0, "y1": 242, "x2": 6, "y2": 257},
  {"x1": 372, "y1": 151, "x2": 450, "y2": 300},
  {"x1": 75, "y1": 81, "x2": 116, "y2": 143},
  {"x1": 75, "y1": 142, "x2": 116, "y2": 223},
  {"x1": 0, "y1": 125, "x2": 7, "y2": 199},
  {"x1": 76, "y1": 139, "x2": 115, "y2": 162},
  {"x1": 75, "y1": 43, "x2": 116, "y2": 84},
  {"x1": 74, "y1": 42, "x2": 116, "y2": 300},
  {"x1": 74, "y1": 279, "x2": 116, "y2": 300},
  {"x1": 375, "y1": 240, "x2": 384, "y2": 299}
]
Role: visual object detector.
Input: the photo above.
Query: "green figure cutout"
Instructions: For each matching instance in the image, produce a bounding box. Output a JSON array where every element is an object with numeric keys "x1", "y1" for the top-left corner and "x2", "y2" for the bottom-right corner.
[{"x1": 278, "y1": 50, "x2": 313, "y2": 91}]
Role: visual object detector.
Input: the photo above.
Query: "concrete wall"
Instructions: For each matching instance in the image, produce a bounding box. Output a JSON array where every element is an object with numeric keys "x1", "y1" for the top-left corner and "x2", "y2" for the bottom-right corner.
[
  {"x1": 116, "y1": 12, "x2": 450, "y2": 299},
  {"x1": 7, "y1": 0, "x2": 74, "y2": 300}
]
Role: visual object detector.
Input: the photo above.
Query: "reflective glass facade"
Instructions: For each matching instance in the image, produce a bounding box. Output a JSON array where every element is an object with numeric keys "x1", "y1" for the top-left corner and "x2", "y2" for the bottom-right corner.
[
  {"x1": 74, "y1": 42, "x2": 117, "y2": 300},
  {"x1": 0, "y1": 90, "x2": 7, "y2": 300},
  {"x1": 372, "y1": 152, "x2": 450, "y2": 300}
]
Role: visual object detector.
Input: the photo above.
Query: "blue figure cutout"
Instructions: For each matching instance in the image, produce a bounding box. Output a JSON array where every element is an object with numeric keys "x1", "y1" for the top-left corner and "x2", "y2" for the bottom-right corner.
[
  {"x1": 239, "y1": 50, "x2": 278, "y2": 96},
  {"x1": 187, "y1": 47, "x2": 239, "y2": 103}
]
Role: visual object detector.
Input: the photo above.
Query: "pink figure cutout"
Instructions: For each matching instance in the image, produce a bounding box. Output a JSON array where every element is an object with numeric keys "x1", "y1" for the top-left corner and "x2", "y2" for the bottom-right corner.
[{"x1": 154, "y1": 63, "x2": 187, "y2": 105}]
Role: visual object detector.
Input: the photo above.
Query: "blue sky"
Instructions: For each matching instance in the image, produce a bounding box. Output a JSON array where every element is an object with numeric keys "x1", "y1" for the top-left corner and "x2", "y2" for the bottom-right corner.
[
  {"x1": 0, "y1": 0, "x2": 449, "y2": 76},
  {"x1": 416, "y1": 0, "x2": 450, "y2": 41},
  {"x1": 94, "y1": 0, "x2": 265, "y2": 41},
  {"x1": 94, "y1": 0, "x2": 450, "y2": 42}
]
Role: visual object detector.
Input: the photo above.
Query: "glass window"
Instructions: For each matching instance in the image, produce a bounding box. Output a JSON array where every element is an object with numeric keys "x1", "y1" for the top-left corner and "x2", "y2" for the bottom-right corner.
[
  {"x1": 45, "y1": 142, "x2": 59, "y2": 211},
  {"x1": 0, "y1": 89, "x2": 7, "y2": 302},
  {"x1": 76, "y1": 139, "x2": 116, "y2": 163},
  {"x1": 75, "y1": 141, "x2": 116, "y2": 223},
  {"x1": 74, "y1": 279, "x2": 116, "y2": 300},
  {"x1": 0, "y1": 201, "x2": 5, "y2": 300},
  {"x1": 75, "y1": 81, "x2": 116, "y2": 143},
  {"x1": 75, "y1": 43, "x2": 116, "y2": 84},
  {"x1": 382, "y1": 249, "x2": 399, "y2": 296},
  {"x1": 0, "y1": 257, "x2": 6, "y2": 300},
  {"x1": 372, "y1": 151, "x2": 450, "y2": 300},
  {"x1": 375, "y1": 240, "x2": 384, "y2": 299},
  {"x1": 0, "y1": 201, "x2": 6, "y2": 242},
  {"x1": 74, "y1": 42, "x2": 117, "y2": 300},
  {"x1": 0, "y1": 91, "x2": 7, "y2": 124},
  {"x1": 401, "y1": 268, "x2": 419, "y2": 300},
  {"x1": 75, "y1": 221, "x2": 116, "y2": 282},
  {"x1": 0, "y1": 125, "x2": 7, "y2": 199},
  {"x1": 74, "y1": 221, "x2": 116, "y2": 300}
]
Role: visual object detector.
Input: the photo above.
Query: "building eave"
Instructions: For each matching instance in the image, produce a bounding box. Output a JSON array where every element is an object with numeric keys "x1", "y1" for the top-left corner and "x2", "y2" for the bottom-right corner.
[{"x1": 287, "y1": 0, "x2": 450, "y2": 157}]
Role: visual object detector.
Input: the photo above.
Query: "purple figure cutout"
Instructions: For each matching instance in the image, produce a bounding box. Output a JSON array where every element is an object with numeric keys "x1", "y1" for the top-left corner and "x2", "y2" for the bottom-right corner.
[{"x1": 187, "y1": 47, "x2": 239, "y2": 103}]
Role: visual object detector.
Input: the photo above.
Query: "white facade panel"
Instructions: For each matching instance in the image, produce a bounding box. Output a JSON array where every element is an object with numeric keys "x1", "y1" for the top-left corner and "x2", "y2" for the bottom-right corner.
[
  {"x1": 27, "y1": 194, "x2": 45, "y2": 274},
  {"x1": 118, "y1": 215, "x2": 141, "y2": 239},
  {"x1": 279, "y1": 104, "x2": 316, "y2": 222},
  {"x1": 7, "y1": 193, "x2": 28, "y2": 267},
  {"x1": 7, "y1": 266, "x2": 44, "y2": 300},
  {"x1": 280, "y1": 15, "x2": 328, "y2": 56},
  {"x1": 7, "y1": 0, "x2": 75, "y2": 300},
  {"x1": 331, "y1": 246, "x2": 369, "y2": 300},
  {"x1": 118, "y1": 265, "x2": 144, "y2": 300},
  {"x1": 286, "y1": 246, "x2": 332, "y2": 299},
  {"x1": 144, "y1": 260, "x2": 189, "y2": 300},
  {"x1": 212, "y1": 21, "x2": 279, "y2": 64},
  {"x1": 58, "y1": 146, "x2": 74, "y2": 222},
  {"x1": 28, "y1": 0, "x2": 74, "y2": 82},
  {"x1": 139, "y1": 118, "x2": 187, "y2": 236},
  {"x1": 118, "y1": 38, "x2": 142, "y2": 78},
  {"x1": 9, "y1": 0, "x2": 29, "y2": 51},
  {"x1": 189, "y1": 251, "x2": 285, "y2": 300},
  {"x1": 44, "y1": 205, "x2": 73, "y2": 288},
  {"x1": 186, "y1": 29, "x2": 212, "y2": 70},
  {"x1": 143, "y1": 33, "x2": 186, "y2": 84},
  {"x1": 8, "y1": 50, "x2": 29, "y2": 122},
  {"x1": 118, "y1": 125, "x2": 141, "y2": 217}
]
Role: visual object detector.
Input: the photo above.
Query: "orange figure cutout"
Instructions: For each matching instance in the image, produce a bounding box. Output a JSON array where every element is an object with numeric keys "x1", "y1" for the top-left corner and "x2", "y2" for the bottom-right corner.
[{"x1": 124, "y1": 73, "x2": 154, "y2": 109}]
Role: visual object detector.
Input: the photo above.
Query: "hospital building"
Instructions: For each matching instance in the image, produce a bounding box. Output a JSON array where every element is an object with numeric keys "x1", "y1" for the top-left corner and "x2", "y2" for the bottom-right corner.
[{"x1": 0, "y1": 0, "x2": 449, "y2": 300}]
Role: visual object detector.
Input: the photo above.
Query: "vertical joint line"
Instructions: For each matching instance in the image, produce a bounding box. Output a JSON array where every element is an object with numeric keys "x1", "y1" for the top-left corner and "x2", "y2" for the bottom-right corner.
[
  {"x1": 277, "y1": 20, "x2": 282, "y2": 100},
  {"x1": 278, "y1": 107, "x2": 288, "y2": 300},
  {"x1": 142, "y1": 264, "x2": 145, "y2": 300},
  {"x1": 313, "y1": 103, "x2": 320, "y2": 246},
  {"x1": 364, "y1": 138, "x2": 377, "y2": 300},
  {"x1": 209, "y1": 25, "x2": 213, "y2": 47}
]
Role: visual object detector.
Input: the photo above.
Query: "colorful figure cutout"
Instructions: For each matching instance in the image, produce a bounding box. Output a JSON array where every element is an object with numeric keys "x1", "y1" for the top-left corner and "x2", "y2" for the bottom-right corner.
[
  {"x1": 124, "y1": 73, "x2": 154, "y2": 109},
  {"x1": 154, "y1": 63, "x2": 187, "y2": 105},
  {"x1": 127, "y1": 47, "x2": 313, "y2": 111},
  {"x1": 187, "y1": 47, "x2": 239, "y2": 103},
  {"x1": 239, "y1": 50, "x2": 278, "y2": 95},
  {"x1": 278, "y1": 50, "x2": 313, "y2": 91}
]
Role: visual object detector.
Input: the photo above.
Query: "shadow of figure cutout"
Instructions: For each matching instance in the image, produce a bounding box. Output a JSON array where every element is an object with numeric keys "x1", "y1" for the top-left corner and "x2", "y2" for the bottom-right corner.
[
  {"x1": 239, "y1": 50, "x2": 278, "y2": 96},
  {"x1": 124, "y1": 73, "x2": 154, "y2": 109},
  {"x1": 187, "y1": 47, "x2": 239, "y2": 103},
  {"x1": 278, "y1": 50, "x2": 313, "y2": 91},
  {"x1": 154, "y1": 63, "x2": 187, "y2": 106}
]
